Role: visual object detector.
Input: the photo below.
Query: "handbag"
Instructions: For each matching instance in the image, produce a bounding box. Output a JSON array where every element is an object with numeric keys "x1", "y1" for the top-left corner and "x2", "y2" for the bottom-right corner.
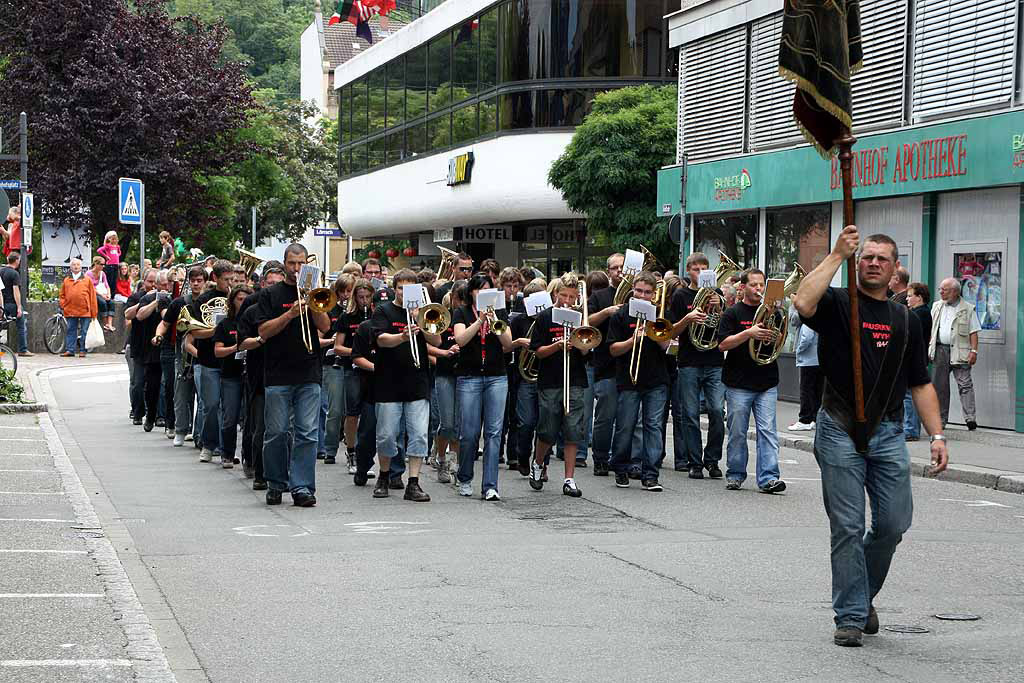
[
  {"x1": 85, "y1": 318, "x2": 106, "y2": 351},
  {"x1": 96, "y1": 280, "x2": 110, "y2": 298}
]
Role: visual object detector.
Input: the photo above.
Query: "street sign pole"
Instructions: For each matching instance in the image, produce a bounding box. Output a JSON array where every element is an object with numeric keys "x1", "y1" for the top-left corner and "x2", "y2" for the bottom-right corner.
[
  {"x1": 18, "y1": 113, "x2": 27, "y2": 310},
  {"x1": 251, "y1": 206, "x2": 256, "y2": 250},
  {"x1": 118, "y1": 178, "x2": 144, "y2": 274},
  {"x1": 140, "y1": 183, "x2": 145, "y2": 275}
]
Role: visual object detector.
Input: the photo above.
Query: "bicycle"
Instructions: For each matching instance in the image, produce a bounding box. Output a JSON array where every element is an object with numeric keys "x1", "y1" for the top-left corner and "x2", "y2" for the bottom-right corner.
[
  {"x1": 43, "y1": 303, "x2": 67, "y2": 355},
  {"x1": 0, "y1": 317, "x2": 18, "y2": 374}
]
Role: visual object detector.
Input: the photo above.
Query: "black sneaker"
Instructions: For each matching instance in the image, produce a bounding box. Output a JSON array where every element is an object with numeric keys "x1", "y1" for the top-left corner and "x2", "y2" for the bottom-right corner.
[
  {"x1": 372, "y1": 478, "x2": 389, "y2": 498},
  {"x1": 133, "y1": 417, "x2": 143, "y2": 426},
  {"x1": 759, "y1": 479, "x2": 787, "y2": 494},
  {"x1": 593, "y1": 462, "x2": 610, "y2": 477},
  {"x1": 518, "y1": 459, "x2": 530, "y2": 477},
  {"x1": 688, "y1": 465, "x2": 704, "y2": 479},
  {"x1": 641, "y1": 479, "x2": 663, "y2": 492},
  {"x1": 292, "y1": 491, "x2": 317, "y2": 507},
  {"x1": 834, "y1": 626, "x2": 863, "y2": 647},
  {"x1": 529, "y1": 462, "x2": 544, "y2": 491},
  {"x1": 725, "y1": 480, "x2": 742, "y2": 491},
  {"x1": 353, "y1": 471, "x2": 369, "y2": 486},
  {"x1": 253, "y1": 479, "x2": 268, "y2": 491},
  {"x1": 316, "y1": 452, "x2": 326, "y2": 460},
  {"x1": 614, "y1": 472, "x2": 630, "y2": 488},
  {"x1": 966, "y1": 420, "x2": 978, "y2": 431},
  {"x1": 563, "y1": 478, "x2": 582, "y2": 497},
  {"x1": 324, "y1": 454, "x2": 336, "y2": 464},
  {"x1": 865, "y1": 605, "x2": 879, "y2": 635},
  {"x1": 265, "y1": 489, "x2": 282, "y2": 505},
  {"x1": 575, "y1": 459, "x2": 588, "y2": 468},
  {"x1": 155, "y1": 417, "x2": 166, "y2": 428},
  {"x1": 404, "y1": 481, "x2": 430, "y2": 502},
  {"x1": 389, "y1": 477, "x2": 405, "y2": 490},
  {"x1": 706, "y1": 464, "x2": 723, "y2": 479},
  {"x1": 628, "y1": 470, "x2": 641, "y2": 480},
  {"x1": 143, "y1": 419, "x2": 154, "y2": 433}
]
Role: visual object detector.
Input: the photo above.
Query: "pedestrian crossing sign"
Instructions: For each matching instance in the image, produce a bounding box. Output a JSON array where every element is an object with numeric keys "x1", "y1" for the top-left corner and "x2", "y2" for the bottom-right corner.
[{"x1": 119, "y1": 178, "x2": 143, "y2": 225}]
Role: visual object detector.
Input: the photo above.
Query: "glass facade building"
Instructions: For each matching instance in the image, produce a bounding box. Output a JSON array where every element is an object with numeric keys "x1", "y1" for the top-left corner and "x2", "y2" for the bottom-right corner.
[{"x1": 337, "y1": 0, "x2": 677, "y2": 178}]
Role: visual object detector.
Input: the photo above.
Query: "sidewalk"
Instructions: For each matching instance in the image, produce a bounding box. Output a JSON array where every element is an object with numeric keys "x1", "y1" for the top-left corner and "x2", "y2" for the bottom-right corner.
[
  {"x1": 10, "y1": 352, "x2": 126, "y2": 405},
  {"x1": 711, "y1": 400, "x2": 1024, "y2": 494}
]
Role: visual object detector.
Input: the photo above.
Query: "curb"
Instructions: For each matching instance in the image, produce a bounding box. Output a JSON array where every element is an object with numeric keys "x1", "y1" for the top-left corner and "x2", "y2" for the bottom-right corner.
[
  {"x1": 712, "y1": 419, "x2": 1024, "y2": 495},
  {"x1": 0, "y1": 402, "x2": 47, "y2": 413}
]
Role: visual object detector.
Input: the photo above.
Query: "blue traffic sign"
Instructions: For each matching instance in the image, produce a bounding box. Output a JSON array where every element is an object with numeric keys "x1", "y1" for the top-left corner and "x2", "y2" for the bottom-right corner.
[
  {"x1": 0, "y1": 180, "x2": 21, "y2": 190},
  {"x1": 119, "y1": 178, "x2": 143, "y2": 225},
  {"x1": 21, "y1": 193, "x2": 34, "y2": 229}
]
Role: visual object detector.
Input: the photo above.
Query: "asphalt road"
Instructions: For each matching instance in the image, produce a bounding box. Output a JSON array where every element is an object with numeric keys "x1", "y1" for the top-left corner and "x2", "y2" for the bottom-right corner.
[{"x1": 27, "y1": 362, "x2": 1024, "y2": 681}]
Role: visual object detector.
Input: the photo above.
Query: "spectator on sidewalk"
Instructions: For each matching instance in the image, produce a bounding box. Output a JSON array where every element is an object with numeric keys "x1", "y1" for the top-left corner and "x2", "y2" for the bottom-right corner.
[
  {"x1": 115, "y1": 263, "x2": 133, "y2": 302},
  {"x1": 156, "y1": 231, "x2": 176, "y2": 269},
  {"x1": 904, "y1": 282, "x2": 932, "y2": 440},
  {"x1": 58, "y1": 257, "x2": 98, "y2": 358},
  {"x1": 787, "y1": 295, "x2": 821, "y2": 432},
  {"x1": 889, "y1": 266, "x2": 909, "y2": 306},
  {"x1": 1, "y1": 251, "x2": 32, "y2": 356},
  {"x1": 86, "y1": 256, "x2": 116, "y2": 332},
  {"x1": 1, "y1": 206, "x2": 21, "y2": 257},
  {"x1": 929, "y1": 278, "x2": 980, "y2": 430},
  {"x1": 96, "y1": 231, "x2": 121, "y2": 297}
]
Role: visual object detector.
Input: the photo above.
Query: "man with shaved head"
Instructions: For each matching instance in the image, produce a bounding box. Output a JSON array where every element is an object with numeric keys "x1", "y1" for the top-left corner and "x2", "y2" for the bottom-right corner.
[{"x1": 929, "y1": 277, "x2": 980, "y2": 430}]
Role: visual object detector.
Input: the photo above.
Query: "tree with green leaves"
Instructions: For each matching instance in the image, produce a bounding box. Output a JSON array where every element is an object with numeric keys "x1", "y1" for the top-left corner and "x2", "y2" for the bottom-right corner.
[{"x1": 548, "y1": 85, "x2": 679, "y2": 266}]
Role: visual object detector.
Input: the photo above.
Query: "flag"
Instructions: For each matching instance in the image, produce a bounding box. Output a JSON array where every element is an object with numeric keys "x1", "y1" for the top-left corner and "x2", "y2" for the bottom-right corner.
[
  {"x1": 455, "y1": 18, "x2": 479, "y2": 46},
  {"x1": 779, "y1": 0, "x2": 863, "y2": 158},
  {"x1": 328, "y1": 0, "x2": 395, "y2": 44}
]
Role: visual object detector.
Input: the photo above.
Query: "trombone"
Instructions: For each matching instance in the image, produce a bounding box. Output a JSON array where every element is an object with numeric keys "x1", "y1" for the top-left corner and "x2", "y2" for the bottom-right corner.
[
  {"x1": 297, "y1": 266, "x2": 337, "y2": 354},
  {"x1": 569, "y1": 281, "x2": 602, "y2": 351},
  {"x1": 645, "y1": 280, "x2": 675, "y2": 343},
  {"x1": 562, "y1": 322, "x2": 572, "y2": 414},
  {"x1": 628, "y1": 310, "x2": 648, "y2": 386},
  {"x1": 518, "y1": 320, "x2": 538, "y2": 383},
  {"x1": 416, "y1": 286, "x2": 451, "y2": 335}
]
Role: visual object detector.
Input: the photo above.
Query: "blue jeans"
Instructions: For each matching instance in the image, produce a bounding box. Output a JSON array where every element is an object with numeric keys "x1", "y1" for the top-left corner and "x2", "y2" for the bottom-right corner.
[
  {"x1": 726, "y1": 386, "x2": 780, "y2": 488},
  {"x1": 516, "y1": 380, "x2": 539, "y2": 462},
  {"x1": 433, "y1": 374, "x2": 458, "y2": 440},
  {"x1": 590, "y1": 375, "x2": 617, "y2": 466},
  {"x1": 376, "y1": 400, "x2": 429, "y2": 460},
  {"x1": 677, "y1": 366, "x2": 725, "y2": 469},
  {"x1": 814, "y1": 410, "x2": 913, "y2": 629},
  {"x1": 219, "y1": 377, "x2": 243, "y2": 459},
  {"x1": 321, "y1": 365, "x2": 346, "y2": 457},
  {"x1": 195, "y1": 365, "x2": 223, "y2": 454},
  {"x1": 65, "y1": 317, "x2": 89, "y2": 354},
  {"x1": 610, "y1": 385, "x2": 668, "y2": 481},
  {"x1": 173, "y1": 345, "x2": 195, "y2": 436},
  {"x1": 580, "y1": 366, "x2": 595, "y2": 463},
  {"x1": 456, "y1": 375, "x2": 508, "y2": 493},
  {"x1": 264, "y1": 383, "x2": 321, "y2": 495},
  {"x1": 3, "y1": 305, "x2": 28, "y2": 352},
  {"x1": 160, "y1": 347, "x2": 176, "y2": 429},
  {"x1": 902, "y1": 390, "x2": 920, "y2": 439}
]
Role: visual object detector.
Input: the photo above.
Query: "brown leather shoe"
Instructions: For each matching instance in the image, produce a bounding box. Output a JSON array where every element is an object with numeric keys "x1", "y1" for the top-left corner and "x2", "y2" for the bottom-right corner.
[{"x1": 403, "y1": 481, "x2": 430, "y2": 502}]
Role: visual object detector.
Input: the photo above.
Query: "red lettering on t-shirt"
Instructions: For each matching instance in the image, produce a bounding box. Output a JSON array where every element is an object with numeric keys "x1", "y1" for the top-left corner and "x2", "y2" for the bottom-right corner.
[{"x1": 863, "y1": 321, "x2": 891, "y2": 348}]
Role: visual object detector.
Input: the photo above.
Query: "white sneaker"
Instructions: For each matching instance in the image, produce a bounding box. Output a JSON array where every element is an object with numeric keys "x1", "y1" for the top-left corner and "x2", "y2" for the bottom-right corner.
[
  {"x1": 185, "y1": 434, "x2": 194, "y2": 442},
  {"x1": 787, "y1": 421, "x2": 815, "y2": 432},
  {"x1": 199, "y1": 448, "x2": 214, "y2": 463},
  {"x1": 483, "y1": 488, "x2": 500, "y2": 501},
  {"x1": 458, "y1": 482, "x2": 473, "y2": 497},
  {"x1": 173, "y1": 433, "x2": 185, "y2": 447},
  {"x1": 346, "y1": 453, "x2": 357, "y2": 474}
]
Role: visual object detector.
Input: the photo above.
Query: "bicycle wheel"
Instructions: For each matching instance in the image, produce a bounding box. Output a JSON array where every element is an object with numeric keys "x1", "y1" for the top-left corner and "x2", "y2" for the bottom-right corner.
[
  {"x1": 44, "y1": 315, "x2": 67, "y2": 355},
  {"x1": 0, "y1": 344, "x2": 17, "y2": 374}
]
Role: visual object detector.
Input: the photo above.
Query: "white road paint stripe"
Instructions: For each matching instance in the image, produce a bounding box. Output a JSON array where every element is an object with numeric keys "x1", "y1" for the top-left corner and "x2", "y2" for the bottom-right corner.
[
  {"x1": 0, "y1": 593, "x2": 103, "y2": 598},
  {"x1": 0, "y1": 491, "x2": 64, "y2": 495},
  {"x1": 0, "y1": 438, "x2": 42, "y2": 442},
  {"x1": 0, "y1": 425, "x2": 38, "y2": 431},
  {"x1": 44, "y1": 365, "x2": 124, "y2": 378},
  {"x1": 0, "y1": 549, "x2": 86, "y2": 554},
  {"x1": 0, "y1": 469, "x2": 50, "y2": 473},
  {"x1": 0, "y1": 452, "x2": 51, "y2": 457},
  {"x1": 0, "y1": 518, "x2": 75, "y2": 523},
  {"x1": 0, "y1": 659, "x2": 131, "y2": 668}
]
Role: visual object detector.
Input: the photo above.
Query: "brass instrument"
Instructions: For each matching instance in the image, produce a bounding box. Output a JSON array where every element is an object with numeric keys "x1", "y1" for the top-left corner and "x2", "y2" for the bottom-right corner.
[
  {"x1": 297, "y1": 263, "x2": 337, "y2": 354},
  {"x1": 435, "y1": 246, "x2": 459, "y2": 282},
  {"x1": 236, "y1": 246, "x2": 264, "y2": 279},
  {"x1": 562, "y1": 322, "x2": 572, "y2": 414},
  {"x1": 416, "y1": 286, "x2": 451, "y2": 335},
  {"x1": 645, "y1": 280, "x2": 675, "y2": 343},
  {"x1": 748, "y1": 263, "x2": 805, "y2": 366},
  {"x1": 614, "y1": 245, "x2": 661, "y2": 306},
  {"x1": 485, "y1": 306, "x2": 509, "y2": 336},
  {"x1": 517, "y1": 320, "x2": 538, "y2": 383},
  {"x1": 176, "y1": 296, "x2": 227, "y2": 333},
  {"x1": 569, "y1": 281, "x2": 603, "y2": 351},
  {"x1": 628, "y1": 311, "x2": 648, "y2": 386},
  {"x1": 689, "y1": 252, "x2": 741, "y2": 351}
]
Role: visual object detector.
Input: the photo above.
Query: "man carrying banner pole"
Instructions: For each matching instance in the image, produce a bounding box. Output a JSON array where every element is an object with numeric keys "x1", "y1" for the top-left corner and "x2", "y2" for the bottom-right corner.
[{"x1": 781, "y1": 0, "x2": 949, "y2": 647}]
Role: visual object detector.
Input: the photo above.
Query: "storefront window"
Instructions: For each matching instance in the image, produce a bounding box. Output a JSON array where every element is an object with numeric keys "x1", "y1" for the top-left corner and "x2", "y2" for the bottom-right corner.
[
  {"x1": 406, "y1": 45, "x2": 427, "y2": 120},
  {"x1": 765, "y1": 205, "x2": 830, "y2": 279},
  {"x1": 453, "y1": 19, "x2": 478, "y2": 103},
  {"x1": 427, "y1": 34, "x2": 451, "y2": 112},
  {"x1": 368, "y1": 69, "x2": 386, "y2": 135},
  {"x1": 452, "y1": 103, "x2": 479, "y2": 145},
  {"x1": 386, "y1": 58, "x2": 405, "y2": 128},
  {"x1": 694, "y1": 213, "x2": 758, "y2": 271},
  {"x1": 956, "y1": 251, "x2": 1003, "y2": 331}
]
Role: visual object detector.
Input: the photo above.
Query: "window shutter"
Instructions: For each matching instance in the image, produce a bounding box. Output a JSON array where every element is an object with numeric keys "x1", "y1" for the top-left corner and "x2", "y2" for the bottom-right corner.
[
  {"x1": 749, "y1": 13, "x2": 801, "y2": 151},
  {"x1": 680, "y1": 27, "x2": 747, "y2": 161},
  {"x1": 912, "y1": 0, "x2": 1017, "y2": 120},
  {"x1": 852, "y1": 0, "x2": 908, "y2": 130}
]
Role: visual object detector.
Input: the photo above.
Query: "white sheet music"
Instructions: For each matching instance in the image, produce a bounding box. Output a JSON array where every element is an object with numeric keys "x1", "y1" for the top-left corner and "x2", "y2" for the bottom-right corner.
[
  {"x1": 552, "y1": 307, "x2": 582, "y2": 328},
  {"x1": 475, "y1": 288, "x2": 501, "y2": 311},
  {"x1": 697, "y1": 270, "x2": 717, "y2": 289},
  {"x1": 402, "y1": 284, "x2": 424, "y2": 309},
  {"x1": 629, "y1": 298, "x2": 657, "y2": 321},
  {"x1": 525, "y1": 291, "x2": 553, "y2": 317},
  {"x1": 623, "y1": 249, "x2": 644, "y2": 273}
]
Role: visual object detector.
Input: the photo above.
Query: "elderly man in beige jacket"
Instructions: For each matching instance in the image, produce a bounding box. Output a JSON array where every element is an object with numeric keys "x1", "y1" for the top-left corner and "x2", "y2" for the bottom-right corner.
[{"x1": 929, "y1": 278, "x2": 980, "y2": 430}]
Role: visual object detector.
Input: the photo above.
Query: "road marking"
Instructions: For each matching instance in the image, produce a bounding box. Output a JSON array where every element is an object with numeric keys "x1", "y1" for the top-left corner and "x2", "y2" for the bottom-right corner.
[
  {"x1": 232, "y1": 524, "x2": 310, "y2": 538},
  {"x1": 0, "y1": 425, "x2": 38, "y2": 431},
  {"x1": 0, "y1": 659, "x2": 131, "y2": 668},
  {"x1": 0, "y1": 518, "x2": 74, "y2": 523},
  {"x1": 0, "y1": 452, "x2": 51, "y2": 457},
  {"x1": 345, "y1": 521, "x2": 432, "y2": 535},
  {"x1": 939, "y1": 498, "x2": 1012, "y2": 508},
  {"x1": 0, "y1": 491, "x2": 64, "y2": 495},
  {"x1": 71, "y1": 374, "x2": 129, "y2": 384},
  {"x1": 0, "y1": 438, "x2": 42, "y2": 442},
  {"x1": 45, "y1": 366, "x2": 124, "y2": 378},
  {"x1": 0, "y1": 469, "x2": 50, "y2": 473},
  {"x1": 0, "y1": 593, "x2": 103, "y2": 598},
  {"x1": 0, "y1": 549, "x2": 86, "y2": 554}
]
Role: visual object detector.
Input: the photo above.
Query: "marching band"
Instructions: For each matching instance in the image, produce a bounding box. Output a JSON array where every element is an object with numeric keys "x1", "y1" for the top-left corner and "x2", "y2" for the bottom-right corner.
[{"x1": 130, "y1": 242, "x2": 813, "y2": 507}]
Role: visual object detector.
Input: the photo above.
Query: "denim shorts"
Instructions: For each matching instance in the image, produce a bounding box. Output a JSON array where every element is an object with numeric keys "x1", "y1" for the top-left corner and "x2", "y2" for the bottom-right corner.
[
  {"x1": 536, "y1": 386, "x2": 584, "y2": 445},
  {"x1": 345, "y1": 369, "x2": 363, "y2": 417}
]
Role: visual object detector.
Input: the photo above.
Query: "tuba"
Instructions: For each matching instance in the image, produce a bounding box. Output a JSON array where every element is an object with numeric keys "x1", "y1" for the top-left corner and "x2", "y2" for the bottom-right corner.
[
  {"x1": 689, "y1": 253, "x2": 742, "y2": 351},
  {"x1": 614, "y1": 245, "x2": 661, "y2": 306},
  {"x1": 435, "y1": 246, "x2": 459, "y2": 283},
  {"x1": 236, "y1": 246, "x2": 265, "y2": 279},
  {"x1": 748, "y1": 263, "x2": 805, "y2": 365}
]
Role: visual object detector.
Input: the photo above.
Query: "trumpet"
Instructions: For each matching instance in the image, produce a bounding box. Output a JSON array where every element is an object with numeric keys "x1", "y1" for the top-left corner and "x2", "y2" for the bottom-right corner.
[
  {"x1": 416, "y1": 286, "x2": 451, "y2": 335},
  {"x1": 645, "y1": 280, "x2": 675, "y2": 343},
  {"x1": 484, "y1": 306, "x2": 508, "y2": 335},
  {"x1": 517, "y1": 320, "x2": 538, "y2": 383},
  {"x1": 614, "y1": 245, "x2": 661, "y2": 306},
  {"x1": 689, "y1": 252, "x2": 741, "y2": 351},
  {"x1": 569, "y1": 281, "x2": 603, "y2": 351},
  {"x1": 748, "y1": 263, "x2": 805, "y2": 365}
]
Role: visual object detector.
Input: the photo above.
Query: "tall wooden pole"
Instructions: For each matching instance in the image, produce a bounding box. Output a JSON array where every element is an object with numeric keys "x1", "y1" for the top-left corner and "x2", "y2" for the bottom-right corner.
[{"x1": 838, "y1": 129, "x2": 867, "y2": 451}]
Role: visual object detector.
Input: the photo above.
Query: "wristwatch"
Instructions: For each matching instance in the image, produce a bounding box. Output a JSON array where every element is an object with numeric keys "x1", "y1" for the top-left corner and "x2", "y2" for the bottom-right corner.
[
  {"x1": 968, "y1": 349, "x2": 978, "y2": 355},
  {"x1": 256, "y1": 336, "x2": 265, "y2": 346},
  {"x1": 929, "y1": 434, "x2": 947, "y2": 443}
]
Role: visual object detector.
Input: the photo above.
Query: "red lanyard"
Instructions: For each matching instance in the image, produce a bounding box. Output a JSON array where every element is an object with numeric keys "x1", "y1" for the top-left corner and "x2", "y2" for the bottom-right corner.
[{"x1": 476, "y1": 307, "x2": 488, "y2": 368}]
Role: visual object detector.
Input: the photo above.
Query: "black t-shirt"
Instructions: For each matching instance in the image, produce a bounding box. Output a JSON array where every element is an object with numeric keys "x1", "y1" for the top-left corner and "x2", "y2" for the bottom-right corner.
[
  {"x1": 213, "y1": 318, "x2": 244, "y2": 379},
  {"x1": 323, "y1": 303, "x2": 344, "y2": 365},
  {"x1": 0, "y1": 266, "x2": 18, "y2": 308},
  {"x1": 911, "y1": 304, "x2": 932, "y2": 350},
  {"x1": 434, "y1": 323, "x2": 458, "y2": 377},
  {"x1": 192, "y1": 289, "x2": 228, "y2": 369},
  {"x1": 238, "y1": 296, "x2": 264, "y2": 393},
  {"x1": 530, "y1": 307, "x2": 588, "y2": 390},
  {"x1": 351, "y1": 319, "x2": 376, "y2": 403},
  {"x1": 370, "y1": 301, "x2": 430, "y2": 402},
  {"x1": 336, "y1": 306, "x2": 372, "y2": 370},
  {"x1": 718, "y1": 301, "x2": 779, "y2": 391},
  {"x1": 802, "y1": 288, "x2": 930, "y2": 418},
  {"x1": 509, "y1": 311, "x2": 534, "y2": 371},
  {"x1": 608, "y1": 306, "x2": 670, "y2": 389},
  {"x1": 162, "y1": 296, "x2": 188, "y2": 350},
  {"x1": 669, "y1": 286, "x2": 724, "y2": 367},
  {"x1": 451, "y1": 305, "x2": 508, "y2": 377},
  {"x1": 587, "y1": 286, "x2": 617, "y2": 380},
  {"x1": 131, "y1": 291, "x2": 167, "y2": 364},
  {"x1": 126, "y1": 291, "x2": 145, "y2": 351},
  {"x1": 253, "y1": 281, "x2": 322, "y2": 387}
]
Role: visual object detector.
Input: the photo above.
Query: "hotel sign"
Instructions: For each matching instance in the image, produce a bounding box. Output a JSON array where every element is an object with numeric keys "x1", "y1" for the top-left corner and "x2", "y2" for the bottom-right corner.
[{"x1": 447, "y1": 151, "x2": 474, "y2": 186}]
